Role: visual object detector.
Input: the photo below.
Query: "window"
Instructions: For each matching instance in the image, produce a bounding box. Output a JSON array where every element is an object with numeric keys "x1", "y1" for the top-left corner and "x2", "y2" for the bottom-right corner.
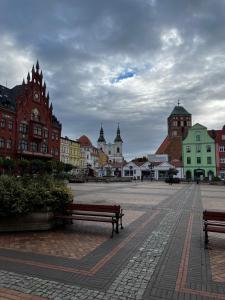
[
  {"x1": 197, "y1": 157, "x2": 201, "y2": 164},
  {"x1": 124, "y1": 170, "x2": 129, "y2": 176},
  {"x1": 220, "y1": 158, "x2": 225, "y2": 163},
  {"x1": 55, "y1": 148, "x2": 59, "y2": 155},
  {"x1": 6, "y1": 139, "x2": 12, "y2": 149},
  {"x1": 180, "y1": 121, "x2": 184, "y2": 126},
  {"x1": 34, "y1": 126, "x2": 42, "y2": 136},
  {"x1": 117, "y1": 147, "x2": 120, "y2": 153},
  {"x1": 31, "y1": 142, "x2": 38, "y2": 152},
  {"x1": 0, "y1": 119, "x2": 6, "y2": 128},
  {"x1": 44, "y1": 130, "x2": 48, "y2": 138},
  {"x1": 8, "y1": 120, "x2": 13, "y2": 130},
  {"x1": 173, "y1": 121, "x2": 177, "y2": 126},
  {"x1": 52, "y1": 132, "x2": 55, "y2": 140},
  {"x1": 222, "y1": 135, "x2": 225, "y2": 140},
  {"x1": 19, "y1": 140, "x2": 28, "y2": 151},
  {"x1": 207, "y1": 157, "x2": 212, "y2": 164},
  {"x1": 0, "y1": 138, "x2": 4, "y2": 148},
  {"x1": 206, "y1": 145, "x2": 211, "y2": 152},
  {"x1": 196, "y1": 145, "x2": 201, "y2": 153},
  {"x1": 196, "y1": 135, "x2": 200, "y2": 141},
  {"x1": 19, "y1": 123, "x2": 28, "y2": 134},
  {"x1": 109, "y1": 150, "x2": 111, "y2": 155},
  {"x1": 41, "y1": 144, "x2": 48, "y2": 153},
  {"x1": 187, "y1": 157, "x2": 191, "y2": 164},
  {"x1": 186, "y1": 146, "x2": 191, "y2": 153},
  {"x1": 219, "y1": 146, "x2": 225, "y2": 152},
  {"x1": 172, "y1": 130, "x2": 177, "y2": 136}
]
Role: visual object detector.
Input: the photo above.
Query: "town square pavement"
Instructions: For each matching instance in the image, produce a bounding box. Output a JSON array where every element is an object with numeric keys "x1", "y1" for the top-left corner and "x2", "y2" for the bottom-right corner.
[{"x1": 0, "y1": 181, "x2": 225, "y2": 299}]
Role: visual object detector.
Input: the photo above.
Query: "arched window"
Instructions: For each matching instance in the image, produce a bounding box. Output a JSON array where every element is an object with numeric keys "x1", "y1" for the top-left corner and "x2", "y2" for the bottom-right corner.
[{"x1": 117, "y1": 147, "x2": 120, "y2": 153}]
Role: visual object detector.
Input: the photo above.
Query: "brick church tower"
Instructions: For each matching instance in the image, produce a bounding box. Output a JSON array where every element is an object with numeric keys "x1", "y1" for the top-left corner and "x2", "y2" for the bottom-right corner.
[{"x1": 156, "y1": 102, "x2": 192, "y2": 162}]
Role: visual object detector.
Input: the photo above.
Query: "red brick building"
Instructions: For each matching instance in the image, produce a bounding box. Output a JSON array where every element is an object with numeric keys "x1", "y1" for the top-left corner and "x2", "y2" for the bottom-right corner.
[
  {"x1": 212, "y1": 125, "x2": 225, "y2": 179},
  {"x1": 0, "y1": 61, "x2": 61, "y2": 161},
  {"x1": 156, "y1": 104, "x2": 192, "y2": 162}
]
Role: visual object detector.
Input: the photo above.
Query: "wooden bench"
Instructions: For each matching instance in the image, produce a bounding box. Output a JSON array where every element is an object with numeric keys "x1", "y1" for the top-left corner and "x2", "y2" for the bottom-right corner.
[
  {"x1": 203, "y1": 210, "x2": 225, "y2": 247},
  {"x1": 56, "y1": 203, "x2": 124, "y2": 238}
]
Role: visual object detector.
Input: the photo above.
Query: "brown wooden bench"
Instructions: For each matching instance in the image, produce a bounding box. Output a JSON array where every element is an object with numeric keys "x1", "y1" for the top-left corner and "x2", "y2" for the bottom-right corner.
[
  {"x1": 203, "y1": 210, "x2": 225, "y2": 247},
  {"x1": 56, "y1": 203, "x2": 124, "y2": 238}
]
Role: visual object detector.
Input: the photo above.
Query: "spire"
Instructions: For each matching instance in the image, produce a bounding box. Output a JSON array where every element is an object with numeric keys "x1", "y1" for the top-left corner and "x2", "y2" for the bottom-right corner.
[
  {"x1": 40, "y1": 70, "x2": 43, "y2": 78},
  {"x1": 114, "y1": 123, "x2": 123, "y2": 143},
  {"x1": 97, "y1": 124, "x2": 106, "y2": 143},
  {"x1": 27, "y1": 72, "x2": 30, "y2": 82},
  {"x1": 32, "y1": 65, "x2": 35, "y2": 73},
  {"x1": 177, "y1": 99, "x2": 180, "y2": 106},
  {"x1": 36, "y1": 60, "x2": 39, "y2": 71},
  {"x1": 22, "y1": 78, "x2": 25, "y2": 85},
  {"x1": 47, "y1": 91, "x2": 49, "y2": 100}
]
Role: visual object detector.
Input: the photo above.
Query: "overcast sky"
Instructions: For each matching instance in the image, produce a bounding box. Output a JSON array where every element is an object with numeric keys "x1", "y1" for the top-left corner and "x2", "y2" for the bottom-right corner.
[{"x1": 0, "y1": 0, "x2": 225, "y2": 160}]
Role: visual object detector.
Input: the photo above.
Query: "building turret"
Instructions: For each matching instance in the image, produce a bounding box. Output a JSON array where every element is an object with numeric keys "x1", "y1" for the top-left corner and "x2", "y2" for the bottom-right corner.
[
  {"x1": 114, "y1": 124, "x2": 123, "y2": 143},
  {"x1": 98, "y1": 125, "x2": 106, "y2": 143}
]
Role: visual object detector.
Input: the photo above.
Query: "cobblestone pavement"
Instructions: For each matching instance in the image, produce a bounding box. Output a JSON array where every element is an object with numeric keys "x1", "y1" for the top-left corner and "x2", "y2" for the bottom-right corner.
[{"x1": 0, "y1": 182, "x2": 225, "y2": 299}]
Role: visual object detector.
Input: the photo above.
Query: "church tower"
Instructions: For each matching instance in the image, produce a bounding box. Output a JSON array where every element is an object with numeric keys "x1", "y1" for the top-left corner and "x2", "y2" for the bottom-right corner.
[
  {"x1": 156, "y1": 101, "x2": 192, "y2": 162},
  {"x1": 97, "y1": 124, "x2": 106, "y2": 152},
  {"x1": 167, "y1": 101, "x2": 192, "y2": 139},
  {"x1": 113, "y1": 124, "x2": 123, "y2": 162}
]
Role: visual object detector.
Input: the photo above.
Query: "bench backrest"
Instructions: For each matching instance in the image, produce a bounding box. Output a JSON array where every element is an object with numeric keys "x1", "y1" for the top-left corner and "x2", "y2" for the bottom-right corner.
[
  {"x1": 203, "y1": 210, "x2": 225, "y2": 221},
  {"x1": 65, "y1": 203, "x2": 121, "y2": 214}
]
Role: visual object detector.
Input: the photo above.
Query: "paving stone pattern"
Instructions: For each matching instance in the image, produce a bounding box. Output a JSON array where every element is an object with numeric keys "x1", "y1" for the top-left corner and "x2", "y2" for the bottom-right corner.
[{"x1": 0, "y1": 182, "x2": 225, "y2": 299}]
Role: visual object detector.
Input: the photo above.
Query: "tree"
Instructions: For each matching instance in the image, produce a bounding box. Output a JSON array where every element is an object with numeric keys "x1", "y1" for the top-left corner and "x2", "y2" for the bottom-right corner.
[{"x1": 17, "y1": 160, "x2": 30, "y2": 175}]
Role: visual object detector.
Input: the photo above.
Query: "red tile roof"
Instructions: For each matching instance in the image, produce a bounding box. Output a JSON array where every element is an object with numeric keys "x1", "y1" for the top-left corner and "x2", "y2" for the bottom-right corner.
[{"x1": 78, "y1": 135, "x2": 92, "y2": 147}]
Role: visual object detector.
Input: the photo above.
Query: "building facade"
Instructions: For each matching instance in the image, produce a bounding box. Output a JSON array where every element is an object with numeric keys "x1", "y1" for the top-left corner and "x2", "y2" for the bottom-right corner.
[
  {"x1": 182, "y1": 123, "x2": 216, "y2": 180},
  {"x1": 97, "y1": 125, "x2": 124, "y2": 163},
  {"x1": 78, "y1": 135, "x2": 99, "y2": 169},
  {"x1": 213, "y1": 125, "x2": 225, "y2": 179},
  {"x1": 60, "y1": 136, "x2": 81, "y2": 167},
  {"x1": 0, "y1": 61, "x2": 61, "y2": 161}
]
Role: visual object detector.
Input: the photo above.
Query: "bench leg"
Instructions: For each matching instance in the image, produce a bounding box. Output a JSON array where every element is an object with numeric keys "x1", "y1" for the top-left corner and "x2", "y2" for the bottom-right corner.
[
  {"x1": 120, "y1": 216, "x2": 124, "y2": 230},
  {"x1": 116, "y1": 220, "x2": 119, "y2": 234},
  {"x1": 205, "y1": 230, "x2": 209, "y2": 248},
  {"x1": 111, "y1": 222, "x2": 115, "y2": 238}
]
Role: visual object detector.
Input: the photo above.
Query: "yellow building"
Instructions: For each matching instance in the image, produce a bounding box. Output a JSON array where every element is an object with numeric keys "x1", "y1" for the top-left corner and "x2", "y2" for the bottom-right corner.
[
  {"x1": 98, "y1": 149, "x2": 108, "y2": 168},
  {"x1": 60, "y1": 136, "x2": 82, "y2": 167},
  {"x1": 69, "y1": 139, "x2": 82, "y2": 168}
]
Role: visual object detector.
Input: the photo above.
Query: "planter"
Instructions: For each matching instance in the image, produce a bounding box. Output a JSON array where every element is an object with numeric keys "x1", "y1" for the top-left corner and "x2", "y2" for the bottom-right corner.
[{"x1": 0, "y1": 211, "x2": 55, "y2": 232}]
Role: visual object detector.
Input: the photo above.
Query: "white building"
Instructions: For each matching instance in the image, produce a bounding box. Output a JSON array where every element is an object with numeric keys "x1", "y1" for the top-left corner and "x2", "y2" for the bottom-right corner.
[
  {"x1": 97, "y1": 125, "x2": 124, "y2": 163},
  {"x1": 123, "y1": 160, "x2": 184, "y2": 180},
  {"x1": 60, "y1": 137, "x2": 70, "y2": 164}
]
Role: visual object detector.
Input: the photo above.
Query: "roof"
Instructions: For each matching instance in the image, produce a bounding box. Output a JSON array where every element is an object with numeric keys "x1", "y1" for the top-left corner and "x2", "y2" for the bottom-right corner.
[
  {"x1": 156, "y1": 135, "x2": 182, "y2": 162},
  {"x1": 78, "y1": 135, "x2": 93, "y2": 147},
  {"x1": 156, "y1": 136, "x2": 169, "y2": 154},
  {"x1": 169, "y1": 105, "x2": 191, "y2": 117},
  {"x1": 0, "y1": 84, "x2": 20, "y2": 111}
]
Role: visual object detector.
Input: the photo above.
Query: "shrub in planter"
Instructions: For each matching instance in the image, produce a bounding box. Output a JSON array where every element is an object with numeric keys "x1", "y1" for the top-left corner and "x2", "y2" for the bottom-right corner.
[{"x1": 0, "y1": 175, "x2": 73, "y2": 216}]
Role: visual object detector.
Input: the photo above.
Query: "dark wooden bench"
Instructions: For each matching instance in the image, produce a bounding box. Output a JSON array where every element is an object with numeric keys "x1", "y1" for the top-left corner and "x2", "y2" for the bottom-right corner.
[
  {"x1": 56, "y1": 203, "x2": 124, "y2": 238},
  {"x1": 203, "y1": 210, "x2": 225, "y2": 247}
]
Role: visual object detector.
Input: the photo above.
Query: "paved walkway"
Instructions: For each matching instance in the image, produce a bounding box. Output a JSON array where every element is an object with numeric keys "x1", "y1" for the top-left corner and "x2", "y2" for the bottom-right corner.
[{"x1": 0, "y1": 182, "x2": 225, "y2": 299}]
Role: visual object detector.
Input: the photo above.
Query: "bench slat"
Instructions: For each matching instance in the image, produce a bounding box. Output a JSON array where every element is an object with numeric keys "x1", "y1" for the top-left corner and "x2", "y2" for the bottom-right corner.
[
  {"x1": 204, "y1": 226, "x2": 225, "y2": 233},
  {"x1": 65, "y1": 203, "x2": 121, "y2": 214}
]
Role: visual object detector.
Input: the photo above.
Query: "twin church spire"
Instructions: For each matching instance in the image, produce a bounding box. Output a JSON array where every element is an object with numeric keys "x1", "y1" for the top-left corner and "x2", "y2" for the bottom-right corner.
[{"x1": 97, "y1": 124, "x2": 123, "y2": 143}]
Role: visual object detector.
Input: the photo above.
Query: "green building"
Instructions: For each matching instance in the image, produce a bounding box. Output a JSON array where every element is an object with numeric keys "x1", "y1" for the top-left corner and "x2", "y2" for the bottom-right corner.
[{"x1": 182, "y1": 123, "x2": 216, "y2": 180}]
